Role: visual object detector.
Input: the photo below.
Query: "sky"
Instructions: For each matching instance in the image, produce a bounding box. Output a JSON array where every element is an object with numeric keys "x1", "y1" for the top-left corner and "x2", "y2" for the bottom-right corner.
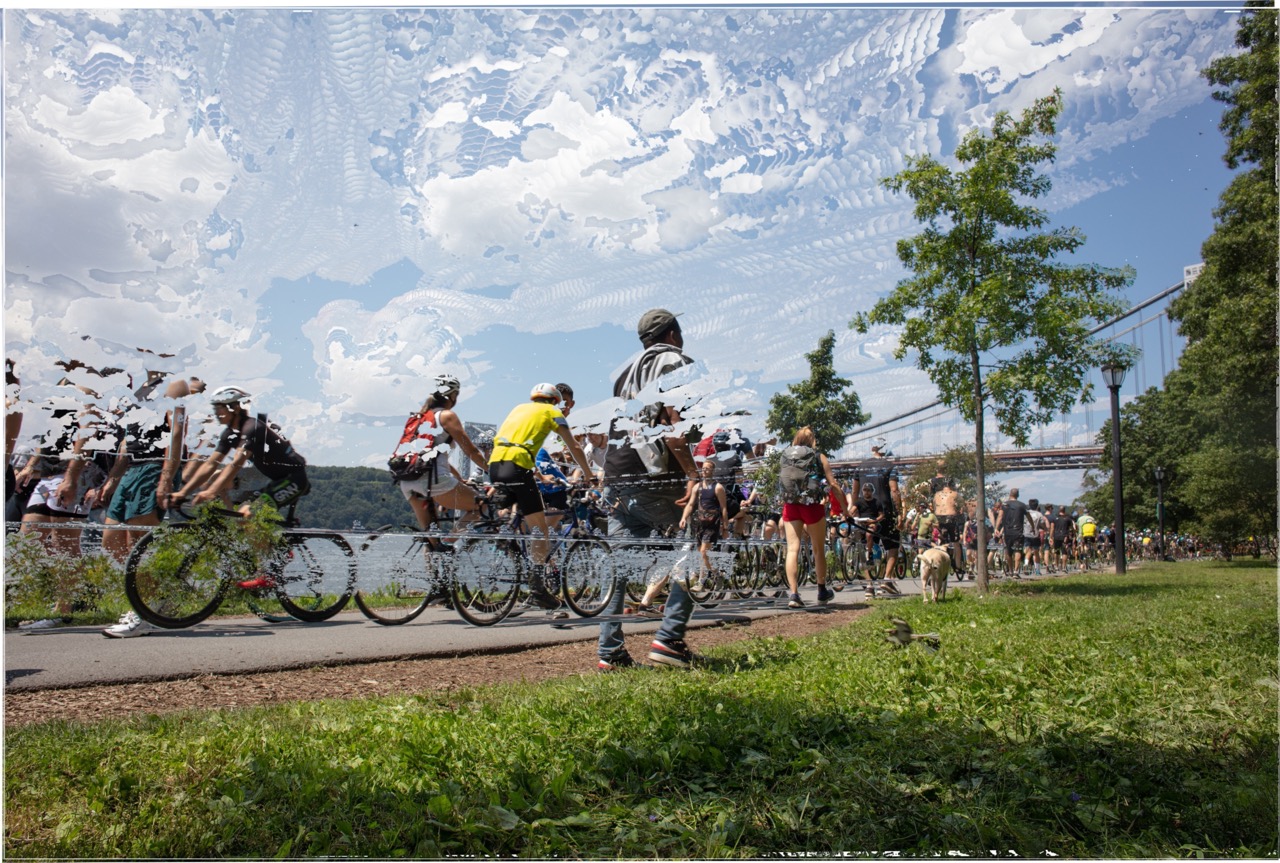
[{"x1": 3, "y1": 4, "x2": 1246, "y2": 509}]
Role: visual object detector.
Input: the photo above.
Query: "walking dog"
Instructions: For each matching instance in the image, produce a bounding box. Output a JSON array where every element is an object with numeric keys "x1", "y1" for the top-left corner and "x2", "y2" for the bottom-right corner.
[{"x1": 917, "y1": 545, "x2": 952, "y2": 602}]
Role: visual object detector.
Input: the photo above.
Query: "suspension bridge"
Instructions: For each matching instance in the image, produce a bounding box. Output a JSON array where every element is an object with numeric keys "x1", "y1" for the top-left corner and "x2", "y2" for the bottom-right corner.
[{"x1": 838, "y1": 272, "x2": 1194, "y2": 471}]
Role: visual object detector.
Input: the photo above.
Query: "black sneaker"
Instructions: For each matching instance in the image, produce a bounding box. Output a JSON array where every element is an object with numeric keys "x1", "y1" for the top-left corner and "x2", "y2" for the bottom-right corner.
[
  {"x1": 879, "y1": 580, "x2": 902, "y2": 596},
  {"x1": 598, "y1": 651, "x2": 640, "y2": 672},
  {"x1": 648, "y1": 638, "x2": 695, "y2": 669},
  {"x1": 816, "y1": 584, "x2": 834, "y2": 605},
  {"x1": 787, "y1": 592, "x2": 805, "y2": 609},
  {"x1": 525, "y1": 589, "x2": 562, "y2": 610}
]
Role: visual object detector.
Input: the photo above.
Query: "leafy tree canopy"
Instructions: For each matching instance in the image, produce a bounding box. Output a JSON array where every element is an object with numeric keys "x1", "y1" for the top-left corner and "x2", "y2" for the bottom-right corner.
[
  {"x1": 766, "y1": 330, "x2": 867, "y2": 454},
  {"x1": 854, "y1": 89, "x2": 1135, "y2": 588}
]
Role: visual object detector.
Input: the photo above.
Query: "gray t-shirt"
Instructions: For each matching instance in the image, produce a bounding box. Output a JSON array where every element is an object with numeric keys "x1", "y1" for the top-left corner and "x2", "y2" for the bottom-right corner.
[{"x1": 604, "y1": 344, "x2": 693, "y2": 487}]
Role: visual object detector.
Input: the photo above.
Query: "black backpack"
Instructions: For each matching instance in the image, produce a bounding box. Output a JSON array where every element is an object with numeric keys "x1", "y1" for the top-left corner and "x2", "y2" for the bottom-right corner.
[{"x1": 778, "y1": 445, "x2": 822, "y2": 505}]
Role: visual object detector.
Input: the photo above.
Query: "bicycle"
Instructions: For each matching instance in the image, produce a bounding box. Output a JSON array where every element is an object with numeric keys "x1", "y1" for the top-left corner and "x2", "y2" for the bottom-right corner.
[
  {"x1": 124, "y1": 502, "x2": 357, "y2": 629},
  {"x1": 449, "y1": 486, "x2": 616, "y2": 626}
]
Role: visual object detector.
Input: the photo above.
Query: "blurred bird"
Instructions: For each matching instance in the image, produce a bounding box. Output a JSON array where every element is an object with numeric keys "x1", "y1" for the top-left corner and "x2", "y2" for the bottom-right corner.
[{"x1": 884, "y1": 617, "x2": 940, "y2": 652}]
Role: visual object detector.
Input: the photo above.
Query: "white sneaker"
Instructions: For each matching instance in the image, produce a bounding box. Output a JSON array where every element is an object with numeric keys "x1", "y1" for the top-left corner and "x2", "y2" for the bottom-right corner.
[
  {"x1": 18, "y1": 618, "x2": 59, "y2": 630},
  {"x1": 102, "y1": 611, "x2": 153, "y2": 639}
]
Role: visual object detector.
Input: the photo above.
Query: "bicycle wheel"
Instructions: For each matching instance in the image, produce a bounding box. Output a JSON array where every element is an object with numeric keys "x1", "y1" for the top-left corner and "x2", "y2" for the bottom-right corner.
[
  {"x1": 353, "y1": 533, "x2": 444, "y2": 625},
  {"x1": 273, "y1": 533, "x2": 357, "y2": 622},
  {"x1": 797, "y1": 542, "x2": 815, "y2": 588},
  {"x1": 124, "y1": 525, "x2": 229, "y2": 628},
  {"x1": 729, "y1": 541, "x2": 757, "y2": 598},
  {"x1": 826, "y1": 539, "x2": 848, "y2": 592},
  {"x1": 561, "y1": 538, "x2": 615, "y2": 617},
  {"x1": 619, "y1": 545, "x2": 666, "y2": 605},
  {"x1": 450, "y1": 535, "x2": 521, "y2": 625},
  {"x1": 755, "y1": 543, "x2": 786, "y2": 596},
  {"x1": 687, "y1": 564, "x2": 728, "y2": 606}
]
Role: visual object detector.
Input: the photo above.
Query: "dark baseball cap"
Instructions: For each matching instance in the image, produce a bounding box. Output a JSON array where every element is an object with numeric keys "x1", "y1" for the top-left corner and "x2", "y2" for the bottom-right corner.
[{"x1": 637, "y1": 308, "x2": 681, "y2": 341}]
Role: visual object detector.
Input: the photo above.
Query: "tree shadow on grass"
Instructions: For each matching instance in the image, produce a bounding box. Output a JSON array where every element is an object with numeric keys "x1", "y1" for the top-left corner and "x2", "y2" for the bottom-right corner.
[{"x1": 1009, "y1": 580, "x2": 1171, "y2": 599}]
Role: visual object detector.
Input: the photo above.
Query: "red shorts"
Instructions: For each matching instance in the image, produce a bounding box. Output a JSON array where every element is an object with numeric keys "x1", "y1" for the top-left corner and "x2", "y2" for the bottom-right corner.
[{"x1": 782, "y1": 502, "x2": 827, "y2": 525}]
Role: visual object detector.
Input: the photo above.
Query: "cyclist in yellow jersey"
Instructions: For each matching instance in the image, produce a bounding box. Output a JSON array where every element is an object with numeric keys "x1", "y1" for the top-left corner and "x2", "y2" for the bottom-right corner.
[{"x1": 489, "y1": 383, "x2": 596, "y2": 608}]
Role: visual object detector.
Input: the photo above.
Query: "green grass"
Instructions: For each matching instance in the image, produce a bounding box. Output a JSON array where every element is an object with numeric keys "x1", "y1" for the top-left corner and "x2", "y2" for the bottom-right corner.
[{"x1": 6, "y1": 561, "x2": 1276, "y2": 858}]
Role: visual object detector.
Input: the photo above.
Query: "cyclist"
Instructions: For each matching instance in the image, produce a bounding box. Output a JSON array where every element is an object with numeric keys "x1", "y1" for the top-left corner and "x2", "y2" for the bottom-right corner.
[
  {"x1": 852, "y1": 439, "x2": 901, "y2": 597},
  {"x1": 488, "y1": 382, "x2": 596, "y2": 609},
  {"x1": 852, "y1": 482, "x2": 885, "y2": 596},
  {"x1": 391, "y1": 374, "x2": 490, "y2": 535},
  {"x1": 169, "y1": 387, "x2": 310, "y2": 591},
  {"x1": 1076, "y1": 509, "x2": 1098, "y2": 569}
]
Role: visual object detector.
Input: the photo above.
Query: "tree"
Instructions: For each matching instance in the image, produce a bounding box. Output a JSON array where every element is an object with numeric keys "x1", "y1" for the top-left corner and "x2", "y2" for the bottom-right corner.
[
  {"x1": 1079, "y1": 378, "x2": 1200, "y2": 535},
  {"x1": 1164, "y1": 4, "x2": 1278, "y2": 542},
  {"x1": 852, "y1": 90, "x2": 1134, "y2": 591},
  {"x1": 898, "y1": 445, "x2": 1002, "y2": 510},
  {"x1": 766, "y1": 330, "x2": 867, "y2": 454}
]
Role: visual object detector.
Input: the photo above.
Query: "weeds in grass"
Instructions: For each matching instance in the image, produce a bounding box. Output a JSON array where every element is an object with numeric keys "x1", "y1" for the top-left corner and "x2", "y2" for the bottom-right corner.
[
  {"x1": 5, "y1": 562, "x2": 1277, "y2": 858},
  {"x1": 4, "y1": 531, "x2": 126, "y2": 624}
]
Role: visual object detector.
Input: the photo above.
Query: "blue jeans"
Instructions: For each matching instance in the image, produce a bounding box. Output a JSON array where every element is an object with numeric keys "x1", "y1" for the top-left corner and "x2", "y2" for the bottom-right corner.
[{"x1": 597, "y1": 484, "x2": 693, "y2": 659}]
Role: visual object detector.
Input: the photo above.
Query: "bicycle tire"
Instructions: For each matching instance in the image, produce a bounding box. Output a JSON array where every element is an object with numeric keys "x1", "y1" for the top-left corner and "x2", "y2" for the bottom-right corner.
[
  {"x1": 728, "y1": 541, "x2": 757, "y2": 598},
  {"x1": 561, "y1": 537, "x2": 615, "y2": 617},
  {"x1": 450, "y1": 535, "x2": 521, "y2": 626},
  {"x1": 797, "y1": 542, "x2": 815, "y2": 588},
  {"x1": 755, "y1": 543, "x2": 786, "y2": 596},
  {"x1": 124, "y1": 525, "x2": 230, "y2": 629},
  {"x1": 686, "y1": 562, "x2": 728, "y2": 607},
  {"x1": 620, "y1": 545, "x2": 667, "y2": 605},
  {"x1": 270, "y1": 533, "x2": 357, "y2": 622},
  {"x1": 353, "y1": 533, "x2": 444, "y2": 625}
]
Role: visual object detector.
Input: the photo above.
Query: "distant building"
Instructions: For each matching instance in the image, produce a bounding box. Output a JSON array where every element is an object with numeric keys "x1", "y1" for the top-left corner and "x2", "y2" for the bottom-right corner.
[{"x1": 1184, "y1": 262, "x2": 1204, "y2": 284}]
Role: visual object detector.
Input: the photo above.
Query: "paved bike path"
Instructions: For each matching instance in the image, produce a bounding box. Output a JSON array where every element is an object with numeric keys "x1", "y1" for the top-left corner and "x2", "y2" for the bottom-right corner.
[{"x1": 4, "y1": 572, "x2": 1058, "y2": 691}]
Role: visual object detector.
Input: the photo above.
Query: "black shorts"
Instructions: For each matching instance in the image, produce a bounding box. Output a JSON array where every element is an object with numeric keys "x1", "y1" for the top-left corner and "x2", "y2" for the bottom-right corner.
[
  {"x1": 1004, "y1": 535, "x2": 1025, "y2": 553},
  {"x1": 1025, "y1": 536, "x2": 1041, "y2": 550},
  {"x1": 489, "y1": 461, "x2": 545, "y2": 515},
  {"x1": 879, "y1": 522, "x2": 901, "y2": 552},
  {"x1": 937, "y1": 514, "x2": 963, "y2": 543},
  {"x1": 542, "y1": 487, "x2": 569, "y2": 513},
  {"x1": 255, "y1": 470, "x2": 310, "y2": 511},
  {"x1": 695, "y1": 514, "x2": 722, "y2": 546}
]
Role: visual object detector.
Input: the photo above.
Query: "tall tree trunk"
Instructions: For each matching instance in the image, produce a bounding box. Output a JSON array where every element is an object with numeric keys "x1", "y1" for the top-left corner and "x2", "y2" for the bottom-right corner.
[{"x1": 970, "y1": 342, "x2": 989, "y2": 592}]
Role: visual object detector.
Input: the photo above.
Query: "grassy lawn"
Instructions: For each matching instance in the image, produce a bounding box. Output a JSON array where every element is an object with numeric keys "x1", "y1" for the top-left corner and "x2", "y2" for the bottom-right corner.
[{"x1": 5, "y1": 561, "x2": 1276, "y2": 858}]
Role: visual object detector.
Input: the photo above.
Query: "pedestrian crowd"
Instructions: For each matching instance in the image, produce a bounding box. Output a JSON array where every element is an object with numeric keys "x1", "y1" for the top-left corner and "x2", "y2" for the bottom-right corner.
[{"x1": 4, "y1": 310, "x2": 1203, "y2": 662}]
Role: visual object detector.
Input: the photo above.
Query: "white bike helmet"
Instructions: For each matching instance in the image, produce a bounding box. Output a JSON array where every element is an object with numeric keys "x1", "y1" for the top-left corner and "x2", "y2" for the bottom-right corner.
[
  {"x1": 432, "y1": 373, "x2": 461, "y2": 399},
  {"x1": 530, "y1": 382, "x2": 561, "y2": 403},
  {"x1": 209, "y1": 386, "x2": 251, "y2": 406}
]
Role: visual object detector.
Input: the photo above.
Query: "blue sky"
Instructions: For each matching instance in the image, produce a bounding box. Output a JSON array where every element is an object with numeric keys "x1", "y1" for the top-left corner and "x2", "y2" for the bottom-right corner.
[{"x1": 3, "y1": 5, "x2": 1245, "y2": 509}]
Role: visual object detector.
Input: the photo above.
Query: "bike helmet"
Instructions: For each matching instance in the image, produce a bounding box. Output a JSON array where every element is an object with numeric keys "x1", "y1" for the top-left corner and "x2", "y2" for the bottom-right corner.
[
  {"x1": 432, "y1": 373, "x2": 461, "y2": 399},
  {"x1": 209, "y1": 386, "x2": 251, "y2": 406},
  {"x1": 530, "y1": 382, "x2": 561, "y2": 403}
]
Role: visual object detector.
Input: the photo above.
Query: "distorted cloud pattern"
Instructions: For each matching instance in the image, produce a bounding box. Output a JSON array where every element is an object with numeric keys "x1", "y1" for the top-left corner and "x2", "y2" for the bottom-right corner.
[{"x1": 4, "y1": 8, "x2": 1237, "y2": 460}]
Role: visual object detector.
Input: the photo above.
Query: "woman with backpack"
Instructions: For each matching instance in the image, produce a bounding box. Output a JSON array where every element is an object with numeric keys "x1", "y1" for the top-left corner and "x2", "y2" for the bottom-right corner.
[
  {"x1": 777, "y1": 426, "x2": 845, "y2": 609},
  {"x1": 390, "y1": 374, "x2": 490, "y2": 534}
]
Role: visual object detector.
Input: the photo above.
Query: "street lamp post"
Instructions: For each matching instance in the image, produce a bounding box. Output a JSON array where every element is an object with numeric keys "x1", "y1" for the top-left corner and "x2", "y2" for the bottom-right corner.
[
  {"x1": 1101, "y1": 362, "x2": 1127, "y2": 574},
  {"x1": 1154, "y1": 466, "x2": 1166, "y2": 561}
]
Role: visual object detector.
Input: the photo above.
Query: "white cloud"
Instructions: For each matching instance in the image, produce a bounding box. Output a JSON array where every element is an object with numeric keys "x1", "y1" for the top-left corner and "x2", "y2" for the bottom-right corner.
[{"x1": 2, "y1": 7, "x2": 1241, "y2": 468}]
